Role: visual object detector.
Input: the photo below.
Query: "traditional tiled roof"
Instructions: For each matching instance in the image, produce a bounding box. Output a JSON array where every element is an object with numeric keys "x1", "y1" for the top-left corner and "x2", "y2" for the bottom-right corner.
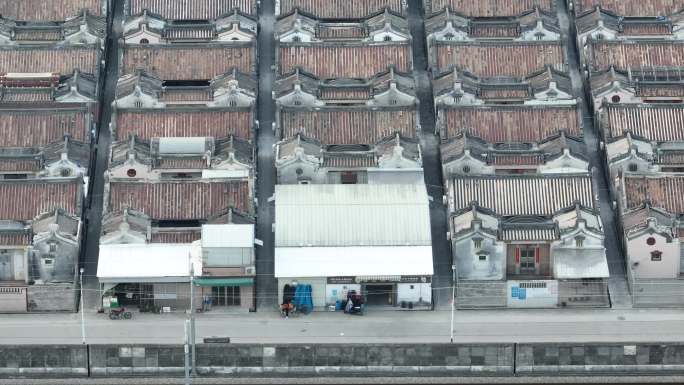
[
  {"x1": 441, "y1": 130, "x2": 586, "y2": 165},
  {"x1": 432, "y1": 41, "x2": 565, "y2": 77},
  {"x1": 450, "y1": 174, "x2": 596, "y2": 216},
  {"x1": 123, "y1": 9, "x2": 257, "y2": 42},
  {"x1": 439, "y1": 105, "x2": 582, "y2": 142},
  {"x1": 207, "y1": 206, "x2": 255, "y2": 224},
  {"x1": 425, "y1": 0, "x2": 555, "y2": 17},
  {"x1": 0, "y1": 45, "x2": 99, "y2": 76},
  {"x1": 623, "y1": 175, "x2": 684, "y2": 214},
  {"x1": 113, "y1": 108, "x2": 253, "y2": 141},
  {"x1": 0, "y1": 10, "x2": 106, "y2": 43},
  {"x1": 589, "y1": 67, "x2": 684, "y2": 99},
  {"x1": 278, "y1": 43, "x2": 412, "y2": 79},
  {"x1": 279, "y1": 107, "x2": 417, "y2": 145},
  {"x1": 150, "y1": 228, "x2": 202, "y2": 243},
  {"x1": 0, "y1": 0, "x2": 104, "y2": 21},
  {"x1": 432, "y1": 66, "x2": 572, "y2": 103},
  {"x1": 116, "y1": 68, "x2": 256, "y2": 104},
  {"x1": 275, "y1": 8, "x2": 409, "y2": 40},
  {"x1": 599, "y1": 103, "x2": 684, "y2": 142},
  {"x1": 277, "y1": 132, "x2": 421, "y2": 167},
  {"x1": 574, "y1": 0, "x2": 684, "y2": 16},
  {"x1": 43, "y1": 135, "x2": 90, "y2": 169},
  {"x1": 110, "y1": 134, "x2": 254, "y2": 170},
  {"x1": 126, "y1": 0, "x2": 256, "y2": 18},
  {"x1": 499, "y1": 220, "x2": 559, "y2": 241},
  {"x1": 621, "y1": 203, "x2": 675, "y2": 231},
  {"x1": 587, "y1": 40, "x2": 684, "y2": 72},
  {"x1": 107, "y1": 180, "x2": 251, "y2": 220},
  {"x1": 121, "y1": 43, "x2": 255, "y2": 80},
  {"x1": 278, "y1": 0, "x2": 405, "y2": 18},
  {"x1": 274, "y1": 66, "x2": 415, "y2": 102},
  {"x1": 0, "y1": 178, "x2": 82, "y2": 220},
  {"x1": 0, "y1": 229, "x2": 32, "y2": 246},
  {"x1": 0, "y1": 147, "x2": 41, "y2": 173},
  {"x1": 0, "y1": 105, "x2": 91, "y2": 147},
  {"x1": 425, "y1": 6, "x2": 560, "y2": 38},
  {"x1": 0, "y1": 71, "x2": 97, "y2": 103},
  {"x1": 576, "y1": 7, "x2": 674, "y2": 35}
]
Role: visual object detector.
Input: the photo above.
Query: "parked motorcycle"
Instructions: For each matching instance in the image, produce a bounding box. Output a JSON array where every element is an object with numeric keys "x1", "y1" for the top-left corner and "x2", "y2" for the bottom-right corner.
[{"x1": 109, "y1": 307, "x2": 133, "y2": 320}]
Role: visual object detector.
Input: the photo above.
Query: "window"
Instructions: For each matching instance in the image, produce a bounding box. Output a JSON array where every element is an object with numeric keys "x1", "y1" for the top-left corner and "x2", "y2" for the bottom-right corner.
[
  {"x1": 651, "y1": 251, "x2": 662, "y2": 262},
  {"x1": 127, "y1": 169, "x2": 137, "y2": 177},
  {"x1": 49, "y1": 242, "x2": 57, "y2": 253},
  {"x1": 473, "y1": 238, "x2": 482, "y2": 249},
  {"x1": 535, "y1": 33, "x2": 544, "y2": 41},
  {"x1": 628, "y1": 163, "x2": 638, "y2": 172},
  {"x1": 646, "y1": 237, "x2": 656, "y2": 246},
  {"x1": 611, "y1": 94, "x2": 621, "y2": 103},
  {"x1": 575, "y1": 236, "x2": 585, "y2": 248},
  {"x1": 295, "y1": 168, "x2": 303, "y2": 175},
  {"x1": 462, "y1": 165, "x2": 471, "y2": 174},
  {"x1": 43, "y1": 258, "x2": 54, "y2": 266},
  {"x1": 293, "y1": 98, "x2": 302, "y2": 106},
  {"x1": 229, "y1": 100, "x2": 237, "y2": 107},
  {"x1": 139, "y1": 38, "x2": 149, "y2": 44},
  {"x1": 390, "y1": 99, "x2": 397, "y2": 105},
  {"x1": 292, "y1": 35, "x2": 301, "y2": 43},
  {"x1": 595, "y1": 33, "x2": 603, "y2": 40},
  {"x1": 478, "y1": 254, "x2": 487, "y2": 261},
  {"x1": 383, "y1": 35, "x2": 392, "y2": 42},
  {"x1": 134, "y1": 100, "x2": 143, "y2": 108},
  {"x1": 60, "y1": 168, "x2": 71, "y2": 177},
  {"x1": 444, "y1": 33, "x2": 454, "y2": 41},
  {"x1": 519, "y1": 248, "x2": 536, "y2": 274}
]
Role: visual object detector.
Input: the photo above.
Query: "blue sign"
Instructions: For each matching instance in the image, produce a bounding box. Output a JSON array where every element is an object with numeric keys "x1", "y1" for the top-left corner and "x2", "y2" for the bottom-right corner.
[
  {"x1": 518, "y1": 288, "x2": 527, "y2": 300},
  {"x1": 511, "y1": 286, "x2": 527, "y2": 300}
]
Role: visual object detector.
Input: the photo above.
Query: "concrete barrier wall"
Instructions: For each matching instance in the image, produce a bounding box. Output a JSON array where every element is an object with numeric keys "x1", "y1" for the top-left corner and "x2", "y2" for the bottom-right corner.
[
  {"x1": 6, "y1": 342, "x2": 684, "y2": 379},
  {"x1": 0, "y1": 345, "x2": 87, "y2": 377},
  {"x1": 89, "y1": 344, "x2": 515, "y2": 377},
  {"x1": 516, "y1": 343, "x2": 684, "y2": 374}
]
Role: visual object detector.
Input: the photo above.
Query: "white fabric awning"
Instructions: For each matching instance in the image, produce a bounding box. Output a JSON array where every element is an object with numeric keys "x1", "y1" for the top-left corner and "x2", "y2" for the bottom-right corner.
[
  {"x1": 97, "y1": 243, "x2": 201, "y2": 284},
  {"x1": 274, "y1": 246, "x2": 434, "y2": 278},
  {"x1": 553, "y1": 248, "x2": 609, "y2": 279}
]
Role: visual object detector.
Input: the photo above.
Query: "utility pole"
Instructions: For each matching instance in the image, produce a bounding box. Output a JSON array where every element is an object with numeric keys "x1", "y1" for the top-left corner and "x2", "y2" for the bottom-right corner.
[
  {"x1": 450, "y1": 264, "x2": 456, "y2": 343},
  {"x1": 189, "y1": 256, "x2": 196, "y2": 374},
  {"x1": 184, "y1": 319, "x2": 191, "y2": 385},
  {"x1": 79, "y1": 268, "x2": 86, "y2": 345}
]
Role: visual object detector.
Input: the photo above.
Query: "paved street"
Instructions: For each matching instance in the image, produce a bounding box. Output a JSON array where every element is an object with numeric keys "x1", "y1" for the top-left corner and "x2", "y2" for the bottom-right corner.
[
  {"x1": 2, "y1": 307, "x2": 684, "y2": 345},
  {"x1": 555, "y1": 0, "x2": 632, "y2": 308},
  {"x1": 254, "y1": 0, "x2": 278, "y2": 310},
  {"x1": 407, "y1": 0, "x2": 452, "y2": 307}
]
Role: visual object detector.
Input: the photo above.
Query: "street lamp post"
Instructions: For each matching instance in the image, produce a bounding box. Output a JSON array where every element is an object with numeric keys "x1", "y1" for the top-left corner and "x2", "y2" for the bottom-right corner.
[
  {"x1": 79, "y1": 267, "x2": 86, "y2": 345},
  {"x1": 450, "y1": 264, "x2": 456, "y2": 343}
]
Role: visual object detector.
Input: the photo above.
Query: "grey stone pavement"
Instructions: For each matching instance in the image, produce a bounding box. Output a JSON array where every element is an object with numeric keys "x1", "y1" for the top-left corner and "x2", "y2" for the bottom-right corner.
[{"x1": 2, "y1": 307, "x2": 684, "y2": 345}]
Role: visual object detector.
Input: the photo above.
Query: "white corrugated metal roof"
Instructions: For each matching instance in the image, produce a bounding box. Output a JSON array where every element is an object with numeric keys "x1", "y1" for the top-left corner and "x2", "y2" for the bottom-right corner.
[
  {"x1": 201, "y1": 169, "x2": 249, "y2": 179},
  {"x1": 553, "y1": 248, "x2": 609, "y2": 279},
  {"x1": 275, "y1": 184, "x2": 432, "y2": 247},
  {"x1": 158, "y1": 137, "x2": 207, "y2": 154},
  {"x1": 97, "y1": 243, "x2": 201, "y2": 283},
  {"x1": 201, "y1": 224, "x2": 254, "y2": 248},
  {"x1": 275, "y1": 246, "x2": 434, "y2": 278}
]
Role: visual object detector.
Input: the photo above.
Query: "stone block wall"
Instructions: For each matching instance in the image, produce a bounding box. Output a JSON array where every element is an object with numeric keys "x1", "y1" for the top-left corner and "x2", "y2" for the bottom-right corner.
[
  {"x1": 89, "y1": 343, "x2": 515, "y2": 377},
  {"x1": 27, "y1": 283, "x2": 78, "y2": 312},
  {"x1": 516, "y1": 343, "x2": 684, "y2": 374},
  {"x1": 0, "y1": 345, "x2": 87, "y2": 377}
]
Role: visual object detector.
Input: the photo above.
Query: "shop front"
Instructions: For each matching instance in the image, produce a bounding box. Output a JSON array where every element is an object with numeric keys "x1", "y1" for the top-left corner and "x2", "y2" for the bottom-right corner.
[
  {"x1": 193, "y1": 277, "x2": 254, "y2": 311},
  {"x1": 275, "y1": 246, "x2": 434, "y2": 311}
]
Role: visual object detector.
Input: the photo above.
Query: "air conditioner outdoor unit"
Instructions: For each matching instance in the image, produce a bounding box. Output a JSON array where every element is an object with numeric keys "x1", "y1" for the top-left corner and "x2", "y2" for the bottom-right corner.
[{"x1": 245, "y1": 266, "x2": 256, "y2": 276}]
